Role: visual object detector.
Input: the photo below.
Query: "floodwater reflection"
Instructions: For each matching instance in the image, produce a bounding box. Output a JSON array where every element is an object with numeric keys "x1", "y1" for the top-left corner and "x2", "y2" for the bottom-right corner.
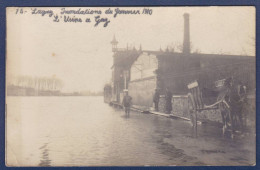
[
  {"x1": 6, "y1": 96, "x2": 255, "y2": 166},
  {"x1": 39, "y1": 143, "x2": 51, "y2": 166}
]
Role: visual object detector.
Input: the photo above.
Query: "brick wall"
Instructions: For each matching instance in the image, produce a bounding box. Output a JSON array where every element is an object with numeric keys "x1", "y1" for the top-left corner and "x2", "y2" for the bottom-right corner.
[
  {"x1": 158, "y1": 95, "x2": 223, "y2": 122},
  {"x1": 158, "y1": 96, "x2": 166, "y2": 113},
  {"x1": 172, "y1": 96, "x2": 190, "y2": 118},
  {"x1": 171, "y1": 96, "x2": 222, "y2": 122},
  {"x1": 155, "y1": 94, "x2": 255, "y2": 126}
]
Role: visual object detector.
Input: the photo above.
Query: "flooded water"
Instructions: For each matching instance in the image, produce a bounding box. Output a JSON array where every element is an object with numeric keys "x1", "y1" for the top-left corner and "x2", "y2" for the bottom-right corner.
[{"x1": 6, "y1": 96, "x2": 255, "y2": 166}]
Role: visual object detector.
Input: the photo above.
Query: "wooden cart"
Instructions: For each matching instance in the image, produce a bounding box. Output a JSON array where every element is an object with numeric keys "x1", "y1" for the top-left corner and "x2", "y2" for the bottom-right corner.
[{"x1": 187, "y1": 79, "x2": 231, "y2": 137}]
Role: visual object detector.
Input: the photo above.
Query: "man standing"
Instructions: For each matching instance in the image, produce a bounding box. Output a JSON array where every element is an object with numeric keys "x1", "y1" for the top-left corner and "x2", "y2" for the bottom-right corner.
[
  {"x1": 153, "y1": 89, "x2": 160, "y2": 112},
  {"x1": 165, "y1": 87, "x2": 172, "y2": 114},
  {"x1": 122, "y1": 90, "x2": 132, "y2": 117},
  {"x1": 229, "y1": 80, "x2": 247, "y2": 129}
]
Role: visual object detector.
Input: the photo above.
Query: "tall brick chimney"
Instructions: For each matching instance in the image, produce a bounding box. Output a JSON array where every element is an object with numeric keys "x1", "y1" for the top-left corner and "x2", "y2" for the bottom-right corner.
[{"x1": 183, "y1": 13, "x2": 190, "y2": 54}]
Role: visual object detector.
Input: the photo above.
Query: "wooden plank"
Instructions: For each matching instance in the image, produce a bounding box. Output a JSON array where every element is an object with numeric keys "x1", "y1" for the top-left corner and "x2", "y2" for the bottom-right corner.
[
  {"x1": 188, "y1": 81, "x2": 198, "y2": 89},
  {"x1": 169, "y1": 114, "x2": 202, "y2": 125},
  {"x1": 150, "y1": 111, "x2": 170, "y2": 117}
]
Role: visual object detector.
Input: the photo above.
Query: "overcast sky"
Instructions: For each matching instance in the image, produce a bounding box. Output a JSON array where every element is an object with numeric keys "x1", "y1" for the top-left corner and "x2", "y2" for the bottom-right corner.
[{"x1": 7, "y1": 7, "x2": 255, "y2": 92}]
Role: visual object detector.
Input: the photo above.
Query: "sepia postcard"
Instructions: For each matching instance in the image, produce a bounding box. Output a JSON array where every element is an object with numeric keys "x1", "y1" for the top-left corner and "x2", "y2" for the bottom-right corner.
[{"x1": 6, "y1": 7, "x2": 256, "y2": 166}]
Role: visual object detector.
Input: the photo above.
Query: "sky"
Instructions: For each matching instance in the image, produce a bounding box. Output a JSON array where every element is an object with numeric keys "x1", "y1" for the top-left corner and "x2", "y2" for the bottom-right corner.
[{"x1": 6, "y1": 7, "x2": 255, "y2": 92}]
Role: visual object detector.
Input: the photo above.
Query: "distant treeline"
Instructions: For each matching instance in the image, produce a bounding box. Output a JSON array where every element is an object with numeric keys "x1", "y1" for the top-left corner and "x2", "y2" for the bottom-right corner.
[
  {"x1": 6, "y1": 75, "x2": 104, "y2": 96},
  {"x1": 7, "y1": 75, "x2": 63, "y2": 96},
  {"x1": 7, "y1": 75, "x2": 63, "y2": 91}
]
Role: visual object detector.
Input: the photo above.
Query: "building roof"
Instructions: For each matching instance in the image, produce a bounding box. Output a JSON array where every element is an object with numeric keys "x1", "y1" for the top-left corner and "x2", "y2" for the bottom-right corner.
[
  {"x1": 156, "y1": 51, "x2": 255, "y2": 59},
  {"x1": 111, "y1": 50, "x2": 141, "y2": 69},
  {"x1": 111, "y1": 48, "x2": 255, "y2": 71}
]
